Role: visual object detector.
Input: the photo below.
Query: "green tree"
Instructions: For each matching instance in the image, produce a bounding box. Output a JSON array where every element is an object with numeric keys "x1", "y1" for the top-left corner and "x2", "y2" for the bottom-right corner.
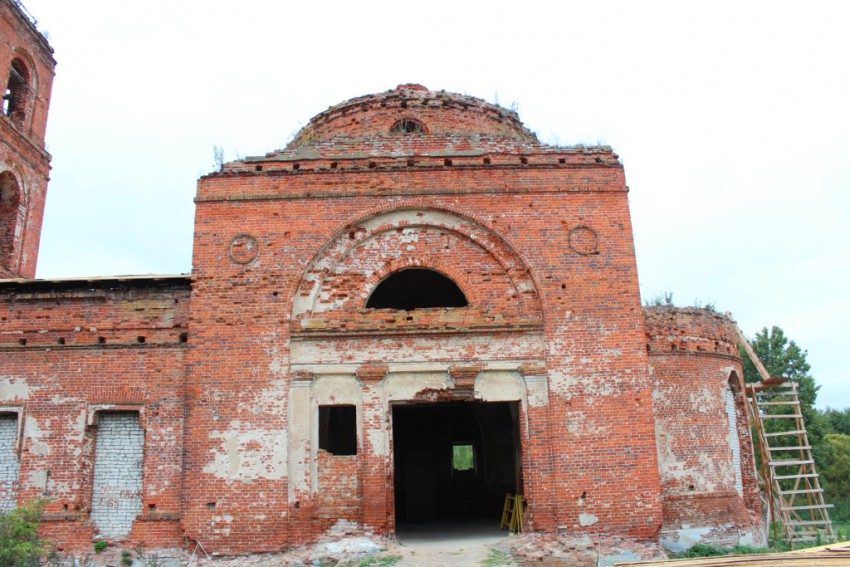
[
  {"x1": 821, "y1": 407, "x2": 850, "y2": 436},
  {"x1": 0, "y1": 500, "x2": 53, "y2": 566},
  {"x1": 820, "y1": 434, "x2": 850, "y2": 522},
  {"x1": 741, "y1": 326, "x2": 823, "y2": 444}
]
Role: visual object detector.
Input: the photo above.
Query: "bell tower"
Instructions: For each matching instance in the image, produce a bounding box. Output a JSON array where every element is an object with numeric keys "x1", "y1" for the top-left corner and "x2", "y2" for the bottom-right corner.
[{"x1": 0, "y1": 0, "x2": 54, "y2": 278}]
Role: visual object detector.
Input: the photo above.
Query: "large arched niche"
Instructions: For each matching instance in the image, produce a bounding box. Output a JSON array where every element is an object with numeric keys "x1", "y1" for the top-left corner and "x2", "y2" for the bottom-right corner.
[
  {"x1": 291, "y1": 207, "x2": 542, "y2": 323},
  {"x1": 0, "y1": 169, "x2": 25, "y2": 267}
]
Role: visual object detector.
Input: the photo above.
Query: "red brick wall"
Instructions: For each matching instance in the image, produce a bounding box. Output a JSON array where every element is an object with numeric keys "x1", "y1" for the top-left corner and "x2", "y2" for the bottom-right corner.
[
  {"x1": 0, "y1": 85, "x2": 767, "y2": 555},
  {"x1": 645, "y1": 307, "x2": 763, "y2": 545},
  {"x1": 182, "y1": 87, "x2": 661, "y2": 551},
  {"x1": 316, "y1": 451, "x2": 361, "y2": 533},
  {"x1": 0, "y1": 278, "x2": 189, "y2": 551},
  {"x1": 0, "y1": 0, "x2": 55, "y2": 278}
]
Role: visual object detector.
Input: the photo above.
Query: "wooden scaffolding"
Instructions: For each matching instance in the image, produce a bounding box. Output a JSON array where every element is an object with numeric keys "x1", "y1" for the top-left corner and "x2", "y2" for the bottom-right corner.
[{"x1": 736, "y1": 325, "x2": 834, "y2": 546}]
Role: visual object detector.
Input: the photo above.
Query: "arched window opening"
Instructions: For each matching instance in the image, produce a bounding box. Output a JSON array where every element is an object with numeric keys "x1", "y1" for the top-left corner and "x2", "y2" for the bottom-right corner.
[
  {"x1": 3, "y1": 59, "x2": 29, "y2": 125},
  {"x1": 0, "y1": 171, "x2": 21, "y2": 263},
  {"x1": 366, "y1": 268, "x2": 468, "y2": 311},
  {"x1": 726, "y1": 375, "x2": 745, "y2": 498},
  {"x1": 390, "y1": 119, "x2": 427, "y2": 134}
]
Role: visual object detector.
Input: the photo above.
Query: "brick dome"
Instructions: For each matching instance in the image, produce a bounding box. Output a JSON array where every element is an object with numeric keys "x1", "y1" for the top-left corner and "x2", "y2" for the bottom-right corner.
[{"x1": 286, "y1": 84, "x2": 538, "y2": 149}]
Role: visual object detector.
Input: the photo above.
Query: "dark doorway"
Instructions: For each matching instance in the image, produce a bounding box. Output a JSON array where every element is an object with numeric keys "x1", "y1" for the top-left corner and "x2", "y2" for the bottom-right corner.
[{"x1": 392, "y1": 402, "x2": 521, "y2": 525}]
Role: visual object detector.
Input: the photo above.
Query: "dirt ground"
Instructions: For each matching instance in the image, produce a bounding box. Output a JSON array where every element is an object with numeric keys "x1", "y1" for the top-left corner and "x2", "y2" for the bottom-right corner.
[{"x1": 78, "y1": 521, "x2": 666, "y2": 566}]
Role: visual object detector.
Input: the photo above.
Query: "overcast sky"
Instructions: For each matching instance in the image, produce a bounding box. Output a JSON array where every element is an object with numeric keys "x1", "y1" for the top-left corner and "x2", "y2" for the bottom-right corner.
[{"x1": 22, "y1": 1, "x2": 849, "y2": 409}]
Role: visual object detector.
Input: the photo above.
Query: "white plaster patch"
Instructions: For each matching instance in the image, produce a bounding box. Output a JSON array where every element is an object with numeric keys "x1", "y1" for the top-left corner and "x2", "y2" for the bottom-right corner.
[
  {"x1": 474, "y1": 371, "x2": 524, "y2": 402},
  {"x1": 397, "y1": 228, "x2": 420, "y2": 244},
  {"x1": 567, "y1": 418, "x2": 610, "y2": 437},
  {"x1": 291, "y1": 334, "x2": 545, "y2": 366},
  {"x1": 688, "y1": 386, "x2": 715, "y2": 413},
  {"x1": 204, "y1": 421, "x2": 288, "y2": 481},
  {"x1": 697, "y1": 452, "x2": 722, "y2": 491},
  {"x1": 384, "y1": 372, "x2": 451, "y2": 401},
  {"x1": 579, "y1": 513, "x2": 598, "y2": 526},
  {"x1": 268, "y1": 343, "x2": 288, "y2": 378},
  {"x1": 24, "y1": 416, "x2": 50, "y2": 456},
  {"x1": 0, "y1": 376, "x2": 31, "y2": 401},
  {"x1": 655, "y1": 427, "x2": 702, "y2": 485},
  {"x1": 241, "y1": 379, "x2": 288, "y2": 416},
  {"x1": 312, "y1": 376, "x2": 361, "y2": 405},
  {"x1": 661, "y1": 526, "x2": 727, "y2": 553},
  {"x1": 288, "y1": 384, "x2": 311, "y2": 495},
  {"x1": 366, "y1": 428, "x2": 387, "y2": 458},
  {"x1": 524, "y1": 375, "x2": 549, "y2": 408}
]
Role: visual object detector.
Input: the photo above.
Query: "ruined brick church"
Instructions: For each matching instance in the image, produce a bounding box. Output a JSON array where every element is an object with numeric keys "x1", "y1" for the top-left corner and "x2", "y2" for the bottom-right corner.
[{"x1": 0, "y1": 1, "x2": 765, "y2": 556}]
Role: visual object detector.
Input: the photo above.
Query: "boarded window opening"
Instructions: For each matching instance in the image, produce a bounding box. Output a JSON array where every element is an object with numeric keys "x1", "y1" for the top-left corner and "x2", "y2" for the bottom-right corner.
[
  {"x1": 91, "y1": 412, "x2": 144, "y2": 538},
  {"x1": 0, "y1": 414, "x2": 20, "y2": 513},
  {"x1": 319, "y1": 405, "x2": 356, "y2": 456},
  {"x1": 366, "y1": 268, "x2": 468, "y2": 311},
  {"x1": 725, "y1": 383, "x2": 744, "y2": 497}
]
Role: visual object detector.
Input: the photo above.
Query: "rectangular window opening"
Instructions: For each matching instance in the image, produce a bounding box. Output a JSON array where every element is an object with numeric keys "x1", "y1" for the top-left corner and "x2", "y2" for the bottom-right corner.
[
  {"x1": 318, "y1": 405, "x2": 357, "y2": 456},
  {"x1": 0, "y1": 413, "x2": 21, "y2": 513},
  {"x1": 91, "y1": 411, "x2": 144, "y2": 538},
  {"x1": 452, "y1": 443, "x2": 475, "y2": 472}
]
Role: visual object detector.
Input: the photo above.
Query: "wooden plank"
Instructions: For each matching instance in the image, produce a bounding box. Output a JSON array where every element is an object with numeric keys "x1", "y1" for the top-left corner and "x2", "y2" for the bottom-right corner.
[
  {"x1": 768, "y1": 446, "x2": 812, "y2": 451},
  {"x1": 735, "y1": 324, "x2": 774, "y2": 382},
  {"x1": 775, "y1": 473, "x2": 819, "y2": 480},
  {"x1": 770, "y1": 459, "x2": 814, "y2": 466},
  {"x1": 762, "y1": 414, "x2": 803, "y2": 419},
  {"x1": 779, "y1": 488, "x2": 823, "y2": 495},
  {"x1": 616, "y1": 551, "x2": 850, "y2": 566},
  {"x1": 764, "y1": 430, "x2": 806, "y2": 437},
  {"x1": 783, "y1": 504, "x2": 833, "y2": 511}
]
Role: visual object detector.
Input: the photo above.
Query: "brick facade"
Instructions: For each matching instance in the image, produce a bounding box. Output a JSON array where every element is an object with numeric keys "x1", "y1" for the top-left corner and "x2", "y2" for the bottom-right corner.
[
  {"x1": 0, "y1": 0, "x2": 54, "y2": 278},
  {"x1": 0, "y1": 71, "x2": 765, "y2": 555}
]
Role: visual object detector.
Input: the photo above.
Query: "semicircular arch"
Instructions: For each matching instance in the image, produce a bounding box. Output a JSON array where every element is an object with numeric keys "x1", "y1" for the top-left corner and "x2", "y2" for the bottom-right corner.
[{"x1": 291, "y1": 205, "x2": 542, "y2": 320}]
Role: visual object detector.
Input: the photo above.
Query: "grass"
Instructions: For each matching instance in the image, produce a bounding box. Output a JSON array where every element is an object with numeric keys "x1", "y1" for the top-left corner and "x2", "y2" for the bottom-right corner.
[
  {"x1": 355, "y1": 555, "x2": 402, "y2": 567},
  {"x1": 833, "y1": 523, "x2": 850, "y2": 541},
  {"x1": 481, "y1": 549, "x2": 514, "y2": 566},
  {"x1": 672, "y1": 543, "x2": 774, "y2": 559}
]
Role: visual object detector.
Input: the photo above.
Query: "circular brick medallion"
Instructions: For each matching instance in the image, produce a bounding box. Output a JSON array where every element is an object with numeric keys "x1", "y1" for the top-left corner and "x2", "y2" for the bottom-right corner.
[
  {"x1": 229, "y1": 234, "x2": 259, "y2": 264},
  {"x1": 568, "y1": 225, "x2": 599, "y2": 255}
]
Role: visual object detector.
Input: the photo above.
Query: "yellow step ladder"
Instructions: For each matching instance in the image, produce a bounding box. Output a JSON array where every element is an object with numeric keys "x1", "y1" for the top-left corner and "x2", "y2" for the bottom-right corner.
[{"x1": 500, "y1": 494, "x2": 526, "y2": 532}]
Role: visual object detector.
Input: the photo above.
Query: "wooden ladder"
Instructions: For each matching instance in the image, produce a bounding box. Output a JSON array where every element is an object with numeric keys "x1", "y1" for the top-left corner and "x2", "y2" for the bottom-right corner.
[{"x1": 736, "y1": 325, "x2": 834, "y2": 546}]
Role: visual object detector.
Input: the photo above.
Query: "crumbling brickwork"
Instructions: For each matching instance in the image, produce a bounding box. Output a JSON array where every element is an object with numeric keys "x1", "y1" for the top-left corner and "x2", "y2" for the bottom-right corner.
[
  {"x1": 645, "y1": 307, "x2": 764, "y2": 551},
  {"x1": 0, "y1": 78, "x2": 765, "y2": 556},
  {"x1": 0, "y1": 277, "x2": 189, "y2": 549}
]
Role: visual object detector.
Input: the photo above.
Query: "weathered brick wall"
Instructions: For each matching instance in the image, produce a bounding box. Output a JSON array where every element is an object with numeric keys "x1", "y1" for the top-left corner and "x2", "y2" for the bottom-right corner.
[
  {"x1": 91, "y1": 412, "x2": 144, "y2": 538},
  {"x1": 316, "y1": 451, "x2": 360, "y2": 532},
  {"x1": 0, "y1": 277, "x2": 189, "y2": 550},
  {"x1": 0, "y1": 0, "x2": 54, "y2": 145},
  {"x1": 182, "y1": 85, "x2": 661, "y2": 553},
  {"x1": 0, "y1": 0, "x2": 55, "y2": 278},
  {"x1": 645, "y1": 307, "x2": 764, "y2": 550},
  {"x1": 288, "y1": 83, "x2": 536, "y2": 147},
  {"x1": 0, "y1": 413, "x2": 19, "y2": 513},
  {"x1": 0, "y1": 84, "x2": 767, "y2": 555}
]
